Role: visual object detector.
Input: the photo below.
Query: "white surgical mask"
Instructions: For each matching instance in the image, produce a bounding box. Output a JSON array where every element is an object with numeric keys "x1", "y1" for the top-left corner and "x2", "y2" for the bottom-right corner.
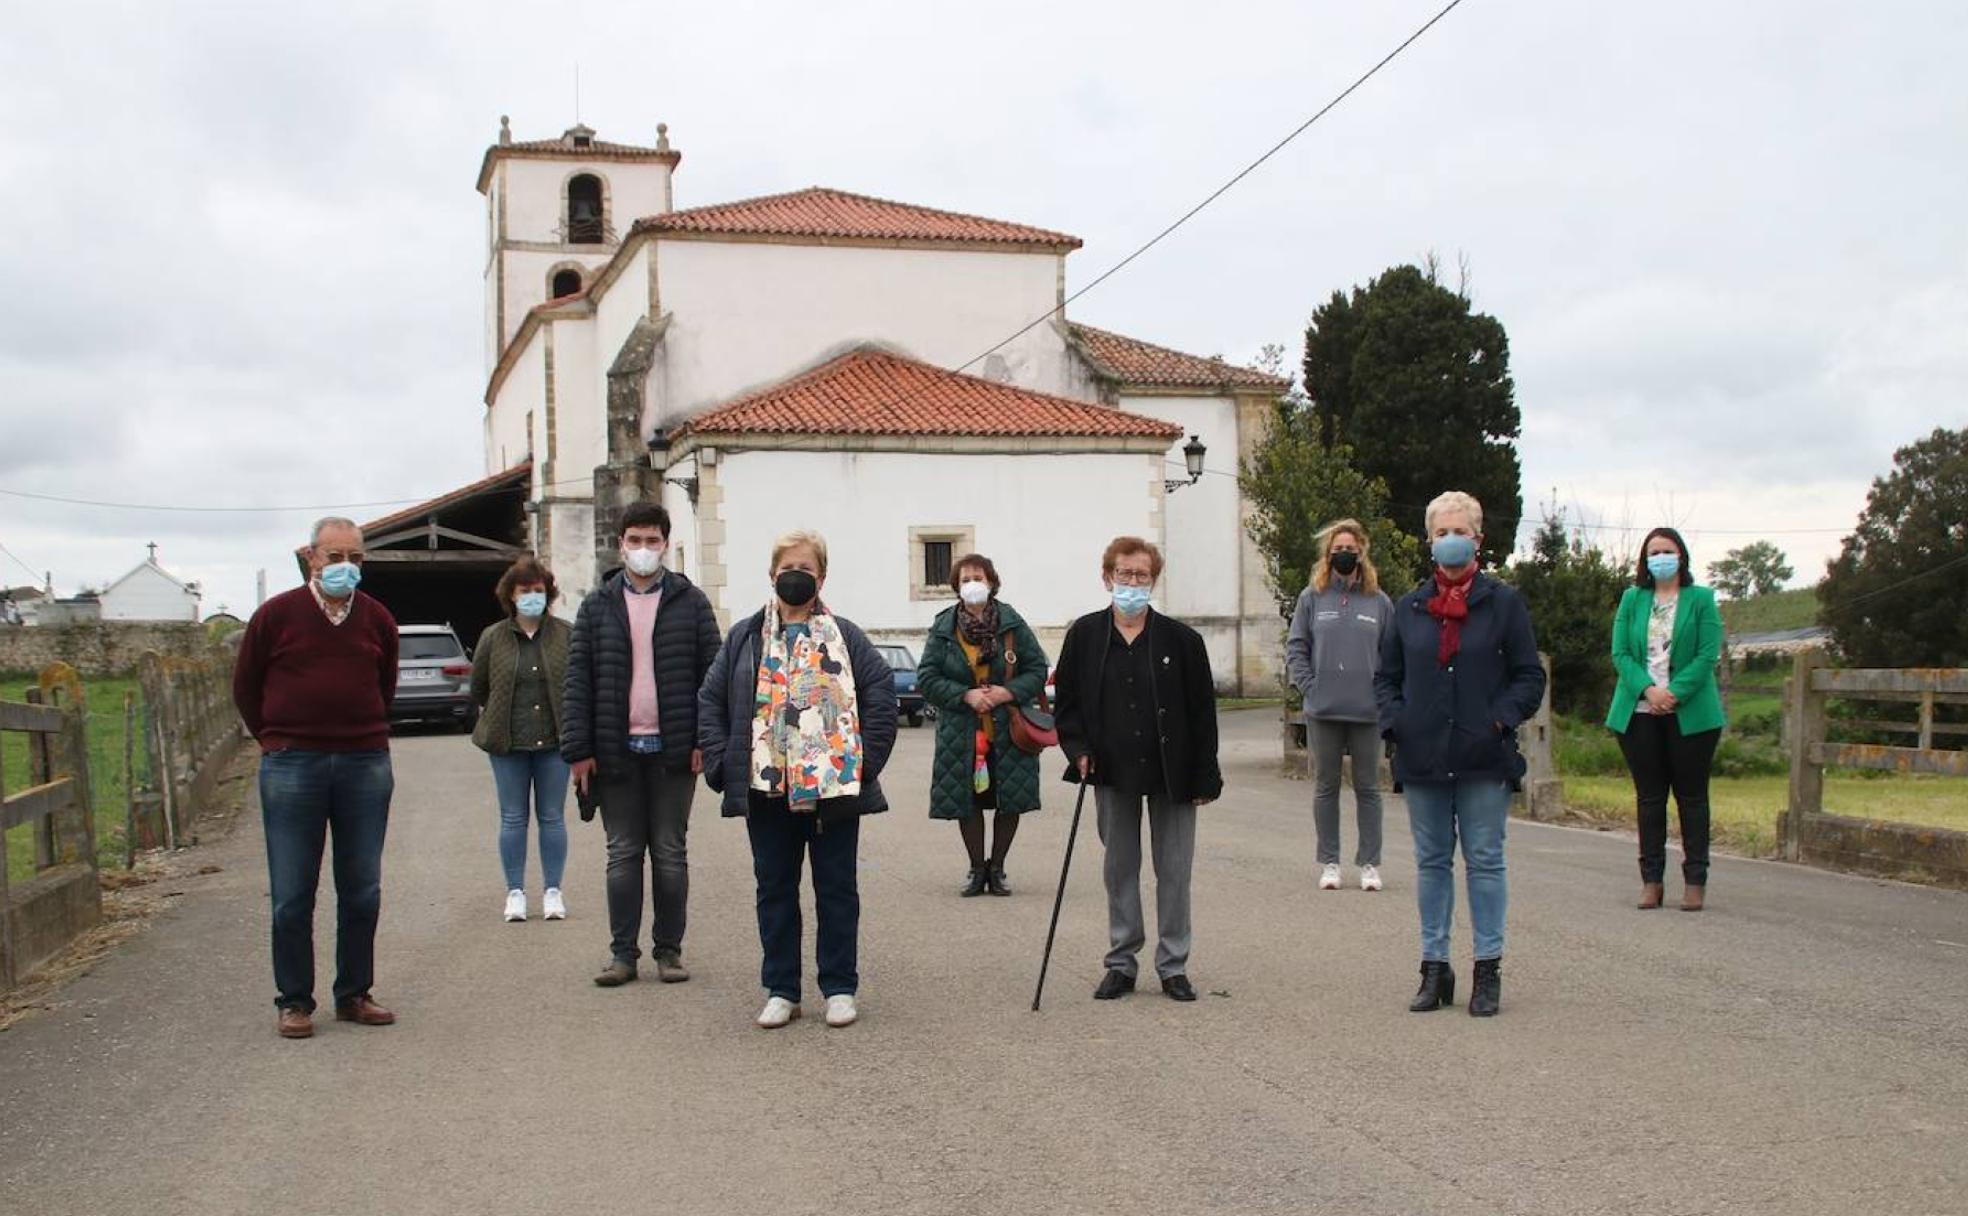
[
  {"x1": 959, "y1": 581, "x2": 991, "y2": 607},
  {"x1": 622, "y1": 546, "x2": 663, "y2": 577}
]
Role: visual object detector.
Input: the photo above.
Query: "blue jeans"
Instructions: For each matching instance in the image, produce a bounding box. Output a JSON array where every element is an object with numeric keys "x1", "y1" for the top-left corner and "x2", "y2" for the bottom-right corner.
[
  {"x1": 1404, "y1": 779, "x2": 1510, "y2": 962},
  {"x1": 488, "y1": 749, "x2": 570, "y2": 891},
  {"x1": 745, "y1": 794, "x2": 860, "y2": 1002},
  {"x1": 260, "y1": 749, "x2": 393, "y2": 1012}
]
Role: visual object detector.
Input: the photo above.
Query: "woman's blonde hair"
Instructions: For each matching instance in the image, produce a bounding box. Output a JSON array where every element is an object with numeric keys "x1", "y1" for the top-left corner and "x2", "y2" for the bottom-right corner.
[
  {"x1": 768, "y1": 530, "x2": 829, "y2": 576},
  {"x1": 1309, "y1": 519, "x2": 1380, "y2": 595},
  {"x1": 1424, "y1": 490, "x2": 1485, "y2": 536}
]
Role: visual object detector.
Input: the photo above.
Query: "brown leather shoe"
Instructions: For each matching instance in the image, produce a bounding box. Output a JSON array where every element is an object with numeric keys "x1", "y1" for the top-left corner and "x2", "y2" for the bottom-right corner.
[
  {"x1": 1638, "y1": 882, "x2": 1664, "y2": 910},
  {"x1": 277, "y1": 1007, "x2": 314, "y2": 1039},
  {"x1": 333, "y1": 996, "x2": 396, "y2": 1026},
  {"x1": 655, "y1": 952, "x2": 691, "y2": 983},
  {"x1": 1680, "y1": 885, "x2": 1706, "y2": 912}
]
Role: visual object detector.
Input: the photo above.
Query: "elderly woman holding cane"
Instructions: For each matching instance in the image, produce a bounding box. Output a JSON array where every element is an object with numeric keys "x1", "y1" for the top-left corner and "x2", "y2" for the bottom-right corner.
[
  {"x1": 917, "y1": 553, "x2": 1048, "y2": 897},
  {"x1": 698, "y1": 531, "x2": 897, "y2": 1030},
  {"x1": 1286, "y1": 520, "x2": 1395, "y2": 893},
  {"x1": 1375, "y1": 491, "x2": 1545, "y2": 1018}
]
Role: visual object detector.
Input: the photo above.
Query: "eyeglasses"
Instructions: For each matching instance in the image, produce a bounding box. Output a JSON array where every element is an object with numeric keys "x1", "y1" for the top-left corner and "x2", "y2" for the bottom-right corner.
[
  {"x1": 318, "y1": 550, "x2": 365, "y2": 565},
  {"x1": 1111, "y1": 569, "x2": 1154, "y2": 586}
]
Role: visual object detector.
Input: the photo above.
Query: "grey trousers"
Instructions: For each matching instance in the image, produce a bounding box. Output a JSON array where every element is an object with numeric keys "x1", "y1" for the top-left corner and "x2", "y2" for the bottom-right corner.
[
  {"x1": 1310, "y1": 719, "x2": 1384, "y2": 866},
  {"x1": 598, "y1": 753, "x2": 695, "y2": 963},
  {"x1": 1095, "y1": 787, "x2": 1196, "y2": 980}
]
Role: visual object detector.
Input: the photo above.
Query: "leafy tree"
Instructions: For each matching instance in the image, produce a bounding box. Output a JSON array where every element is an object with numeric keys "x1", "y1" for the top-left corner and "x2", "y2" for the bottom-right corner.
[
  {"x1": 1302, "y1": 261, "x2": 1523, "y2": 568},
  {"x1": 1241, "y1": 399, "x2": 1420, "y2": 620},
  {"x1": 1500, "y1": 505, "x2": 1630, "y2": 717},
  {"x1": 1708, "y1": 540, "x2": 1794, "y2": 598},
  {"x1": 1820, "y1": 426, "x2": 1968, "y2": 667}
]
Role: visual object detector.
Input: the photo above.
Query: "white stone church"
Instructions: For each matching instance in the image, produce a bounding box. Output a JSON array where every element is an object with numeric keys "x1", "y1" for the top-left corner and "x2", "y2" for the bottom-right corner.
[{"x1": 395, "y1": 119, "x2": 1288, "y2": 691}]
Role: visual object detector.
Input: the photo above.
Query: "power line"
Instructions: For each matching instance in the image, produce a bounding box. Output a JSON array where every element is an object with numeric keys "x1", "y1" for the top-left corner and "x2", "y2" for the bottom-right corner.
[
  {"x1": 1827, "y1": 551, "x2": 1968, "y2": 609},
  {"x1": 0, "y1": 539, "x2": 44, "y2": 583}
]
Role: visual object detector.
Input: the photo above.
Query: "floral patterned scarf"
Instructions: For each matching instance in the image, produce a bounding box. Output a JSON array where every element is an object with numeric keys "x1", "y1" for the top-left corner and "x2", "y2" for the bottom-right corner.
[{"x1": 750, "y1": 601, "x2": 864, "y2": 810}]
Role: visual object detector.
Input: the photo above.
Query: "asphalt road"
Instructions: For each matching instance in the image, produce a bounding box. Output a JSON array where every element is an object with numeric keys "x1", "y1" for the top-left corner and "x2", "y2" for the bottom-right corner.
[{"x1": 2, "y1": 709, "x2": 1964, "y2": 1215}]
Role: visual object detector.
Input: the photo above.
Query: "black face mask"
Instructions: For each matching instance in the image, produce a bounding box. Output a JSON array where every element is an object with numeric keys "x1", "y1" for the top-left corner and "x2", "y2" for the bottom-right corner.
[
  {"x1": 1330, "y1": 551, "x2": 1360, "y2": 576},
  {"x1": 774, "y1": 569, "x2": 818, "y2": 607}
]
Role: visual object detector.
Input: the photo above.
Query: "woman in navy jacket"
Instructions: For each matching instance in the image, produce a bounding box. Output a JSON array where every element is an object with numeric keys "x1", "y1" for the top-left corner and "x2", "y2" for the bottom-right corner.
[{"x1": 1375, "y1": 491, "x2": 1545, "y2": 1017}]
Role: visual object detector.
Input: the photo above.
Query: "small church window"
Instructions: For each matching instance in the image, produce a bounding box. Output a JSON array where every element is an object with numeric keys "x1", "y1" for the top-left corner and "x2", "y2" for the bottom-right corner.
[
  {"x1": 923, "y1": 542, "x2": 953, "y2": 588},
  {"x1": 551, "y1": 269, "x2": 582, "y2": 298},
  {"x1": 567, "y1": 174, "x2": 604, "y2": 244}
]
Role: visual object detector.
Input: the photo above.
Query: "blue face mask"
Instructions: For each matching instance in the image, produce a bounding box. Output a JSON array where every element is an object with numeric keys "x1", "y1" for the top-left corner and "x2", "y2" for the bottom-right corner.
[
  {"x1": 1431, "y1": 534, "x2": 1477, "y2": 569},
  {"x1": 1111, "y1": 584, "x2": 1152, "y2": 617},
  {"x1": 318, "y1": 561, "x2": 361, "y2": 597},
  {"x1": 516, "y1": 591, "x2": 548, "y2": 618},
  {"x1": 1646, "y1": 554, "x2": 1681, "y2": 584}
]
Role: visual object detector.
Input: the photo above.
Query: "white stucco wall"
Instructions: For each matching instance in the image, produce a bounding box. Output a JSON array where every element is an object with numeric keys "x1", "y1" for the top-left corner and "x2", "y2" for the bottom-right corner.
[
  {"x1": 710, "y1": 449, "x2": 1157, "y2": 639},
  {"x1": 545, "y1": 500, "x2": 597, "y2": 607},
  {"x1": 499, "y1": 158, "x2": 673, "y2": 245},
  {"x1": 1117, "y1": 394, "x2": 1243, "y2": 621},
  {"x1": 649, "y1": 241, "x2": 1074, "y2": 429},
  {"x1": 547, "y1": 320, "x2": 603, "y2": 479},
  {"x1": 487, "y1": 340, "x2": 545, "y2": 475},
  {"x1": 100, "y1": 565, "x2": 199, "y2": 621}
]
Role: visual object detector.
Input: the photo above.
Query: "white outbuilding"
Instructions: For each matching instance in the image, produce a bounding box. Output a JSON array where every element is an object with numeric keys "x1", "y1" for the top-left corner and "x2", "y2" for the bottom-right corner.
[
  {"x1": 379, "y1": 120, "x2": 1289, "y2": 692},
  {"x1": 99, "y1": 545, "x2": 201, "y2": 622}
]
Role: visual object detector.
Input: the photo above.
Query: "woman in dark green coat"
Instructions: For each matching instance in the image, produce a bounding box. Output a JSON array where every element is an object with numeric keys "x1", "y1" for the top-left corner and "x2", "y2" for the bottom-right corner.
[{"x1": 918, "y1": 554, "x2": 1047, "y2": 897}]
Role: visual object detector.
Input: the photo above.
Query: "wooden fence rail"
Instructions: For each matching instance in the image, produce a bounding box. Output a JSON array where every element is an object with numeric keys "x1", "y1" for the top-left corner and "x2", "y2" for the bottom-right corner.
[
  {"x1": 1780, "y1": 650, "x2": 1968, "y2": 886},
  {"x1": 1, "y1": 663, "x2": 102, "y2": 989},
  {"x1": 132, "y1": 651, "x2": 244, "y2": 853}
]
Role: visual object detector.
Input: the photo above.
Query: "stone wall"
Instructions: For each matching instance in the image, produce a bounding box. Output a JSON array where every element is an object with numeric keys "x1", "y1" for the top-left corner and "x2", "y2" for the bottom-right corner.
[
  {"x1": 1783, "y1": 810, "x2": 1968, "y2": 890},
  {"x1": 0, "y1": 622, "x2": 220, "y2": 677}
]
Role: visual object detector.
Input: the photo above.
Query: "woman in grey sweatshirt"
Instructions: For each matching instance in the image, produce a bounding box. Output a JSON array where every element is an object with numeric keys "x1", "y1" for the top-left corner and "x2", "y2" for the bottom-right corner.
[{"x1": 1284, "y1": 520, "x2": 1395, "y2": 891}]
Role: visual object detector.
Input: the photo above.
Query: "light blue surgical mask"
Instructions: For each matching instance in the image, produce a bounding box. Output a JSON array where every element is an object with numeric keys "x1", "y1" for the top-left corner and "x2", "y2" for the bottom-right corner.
[
  {"x1": 1111, "y1": 585, "x2": 1152, "y2": 617},
  {"x1": 1646, "y1": 554, "x2": 1682, "y2": 584},
  {"x1": 516, "y1": 591, "x2": 548, "y2": 618},
  {"x1": 1431, "y1": 534, "x2": 1477, "y2": 569},
  {"x1": 318, "y1": 561, "x2": 361, "y2": 598}
]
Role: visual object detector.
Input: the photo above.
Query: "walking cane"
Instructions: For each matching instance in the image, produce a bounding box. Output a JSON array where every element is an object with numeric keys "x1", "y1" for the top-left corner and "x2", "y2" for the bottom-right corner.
[{"x1": 1032, "y1": 777, "x2": 1092, "y2": 1011}]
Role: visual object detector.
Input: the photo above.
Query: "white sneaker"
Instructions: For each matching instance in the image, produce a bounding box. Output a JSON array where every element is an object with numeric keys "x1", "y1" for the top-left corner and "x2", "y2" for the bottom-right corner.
[
  {"x1": 1318, "y1": 863, "x2": 1342, "y2": 891},
  {"x1": 756, "y1": 996, "x2": 802, "y2": 1029},
  {"x1": 1360, "y1": 865, "x2": 1383, "y2": 892},
  {"x1": 824, "y1": 994, "x2": 859, "y2": 1028},
  {"x1": 542, "y1": 888, "x2": 566, "y2": 920},
  {"x1": 503, "y1": 889, "x2": 527, "y2": 922}
]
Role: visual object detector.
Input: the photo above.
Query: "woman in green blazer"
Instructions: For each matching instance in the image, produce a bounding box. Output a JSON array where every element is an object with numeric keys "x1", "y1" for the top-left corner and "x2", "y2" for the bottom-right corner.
[
  {"x1": 1606, "y1": 527, "x2": 1725, "y2": 911},
  {"x1": 917, "y1": 554, "x2": 1048, "y2": 897}
]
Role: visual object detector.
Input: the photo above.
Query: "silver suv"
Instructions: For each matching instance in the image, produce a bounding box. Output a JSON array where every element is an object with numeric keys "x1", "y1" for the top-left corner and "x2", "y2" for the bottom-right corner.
[{"x1": 392, "y1": 624, "x2": 476, "y2": 732}]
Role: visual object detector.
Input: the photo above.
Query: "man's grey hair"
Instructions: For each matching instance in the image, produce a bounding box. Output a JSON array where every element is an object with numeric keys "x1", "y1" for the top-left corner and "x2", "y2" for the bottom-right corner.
[{"x1": 310, "y1": 516, "x2": 362, "y2": 548}]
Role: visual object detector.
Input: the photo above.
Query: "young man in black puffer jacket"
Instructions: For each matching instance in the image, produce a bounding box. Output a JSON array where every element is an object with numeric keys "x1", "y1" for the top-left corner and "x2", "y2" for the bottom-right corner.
[{"x1": 562, "y1": 503, "x2": 722, "y2": 988}]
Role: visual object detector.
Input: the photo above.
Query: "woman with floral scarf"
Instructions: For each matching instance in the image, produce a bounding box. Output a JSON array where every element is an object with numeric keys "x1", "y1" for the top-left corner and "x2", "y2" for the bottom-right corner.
[{"x1": 697, "y1": 531, "x2": 897, "y2": 1030}]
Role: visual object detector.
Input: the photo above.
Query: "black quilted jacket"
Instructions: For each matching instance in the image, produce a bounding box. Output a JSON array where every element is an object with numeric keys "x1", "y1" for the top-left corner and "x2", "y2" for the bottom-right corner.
[{"x1": 560, "y1": 569, "x2": 722, "y2": 777}]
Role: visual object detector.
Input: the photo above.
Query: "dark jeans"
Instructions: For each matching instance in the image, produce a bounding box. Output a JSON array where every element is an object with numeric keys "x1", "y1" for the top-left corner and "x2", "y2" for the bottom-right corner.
[
  {"x1": 259, "y1": 748, "x2": 393, "y2": 1012},
  {"x1": 745, "y1": 794, "x2": 860, "y2": 1002},
  {"x1": 1617, "y1": 713, "x2": 1720, "y2": 886},
  {"x1": 598, "y1": 752, "x2": 696, "y2": 964}
]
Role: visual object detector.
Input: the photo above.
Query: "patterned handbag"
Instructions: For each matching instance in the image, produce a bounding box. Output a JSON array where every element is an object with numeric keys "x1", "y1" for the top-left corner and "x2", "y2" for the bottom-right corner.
[{"x1": 1003, "y1": 638, "x2": 1058, "y2": 755}]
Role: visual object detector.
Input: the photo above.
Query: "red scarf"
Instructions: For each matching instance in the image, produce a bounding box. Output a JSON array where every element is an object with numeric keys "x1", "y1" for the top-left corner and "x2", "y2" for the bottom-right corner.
[{"x1": 1426, "y1": 567, "x2": 1477, "y2": 666}]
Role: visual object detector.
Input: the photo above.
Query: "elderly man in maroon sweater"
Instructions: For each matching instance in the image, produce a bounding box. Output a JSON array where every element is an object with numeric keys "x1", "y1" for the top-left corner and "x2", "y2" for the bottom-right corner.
[{"x1": 232, "y1": 517, "x2": 400, "y2": 1040}]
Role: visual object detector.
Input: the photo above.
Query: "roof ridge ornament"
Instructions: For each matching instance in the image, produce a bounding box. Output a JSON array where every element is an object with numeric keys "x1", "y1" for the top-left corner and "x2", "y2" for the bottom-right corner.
[{"x1": 499, "y1": 115, "x2": 511, "y2": 146}]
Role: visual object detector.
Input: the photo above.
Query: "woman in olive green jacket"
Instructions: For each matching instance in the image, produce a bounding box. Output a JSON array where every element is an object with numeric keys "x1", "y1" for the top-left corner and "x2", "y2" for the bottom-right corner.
[
  {"x1": 917, "y1": 554, "x2": 1047, "y2": 897},
  {"x1": 471, "y1": 557, "x2": 573, "y2": 923},
  {"x1": 1606, "y1": 527, "x2": 1725, "y2": 912}
]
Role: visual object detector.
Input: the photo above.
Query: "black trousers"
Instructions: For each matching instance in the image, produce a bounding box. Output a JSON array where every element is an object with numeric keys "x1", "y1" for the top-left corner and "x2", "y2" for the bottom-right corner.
[{"x1": 1617, "y1": 713, "x2": 1720, "y2": 886}]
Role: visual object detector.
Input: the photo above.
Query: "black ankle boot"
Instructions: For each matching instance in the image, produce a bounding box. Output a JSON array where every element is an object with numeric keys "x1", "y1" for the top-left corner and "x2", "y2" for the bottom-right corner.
[
  {"x1": 1469, "y1": 957, "x2": 1501, "y2": 1017},
  {"x1": 985, "y1": 863, "x2": 1011, "y2": 896},
  {"x1": 960, "y1": 867, "x2": 988, "y2": 897},
  {"x1": 1408, "y1": 960, "x2": 1455, "y2": 1012}
]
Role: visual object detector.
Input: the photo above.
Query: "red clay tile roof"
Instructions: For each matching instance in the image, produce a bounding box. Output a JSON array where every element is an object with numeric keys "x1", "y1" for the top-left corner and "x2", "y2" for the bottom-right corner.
[
  {"x1": 476, "y1": 126, "x2": 680, "y2": 192},
  {"x1": 1069, "y1": 323, "x2": 1288, "y2": 392},
  {"x1": 633, "y1": 187, "x2": 1081, "y2": 250},
  {"x1": 676, "y1": 349, "x2": 1180, "y2": 440},
  {"x1": 359, "y1": 462, "x2": 532, "y2": 536}
]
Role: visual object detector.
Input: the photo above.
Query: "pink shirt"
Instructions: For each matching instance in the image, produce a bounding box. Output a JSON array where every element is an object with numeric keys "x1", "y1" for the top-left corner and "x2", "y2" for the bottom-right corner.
[{"x1": 625, "y1": 582, "x2": 662, "y2": 736}]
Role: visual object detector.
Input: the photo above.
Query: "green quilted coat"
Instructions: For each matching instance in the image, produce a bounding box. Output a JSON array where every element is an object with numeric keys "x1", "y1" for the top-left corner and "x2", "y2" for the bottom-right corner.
[{"x1": 918, "y1": 601, "x2": 1049, "y2": 820}]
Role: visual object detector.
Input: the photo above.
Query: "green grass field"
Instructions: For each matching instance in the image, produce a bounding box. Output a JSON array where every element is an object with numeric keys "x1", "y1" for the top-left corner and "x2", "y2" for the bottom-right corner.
[
  {"x1": 2, "y1": 676, "x2": 143, "y2": 885},
  {"x1": 1719, "y1": 586, "x2": 1820, "y2": 635},
  {"x1": 1562, "y1": 772, "x2": 1968, "y2": 858}
]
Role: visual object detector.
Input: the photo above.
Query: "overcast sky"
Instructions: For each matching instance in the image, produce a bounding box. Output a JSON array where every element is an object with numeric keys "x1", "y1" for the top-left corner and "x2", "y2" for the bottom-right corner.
[{"x1": 2, "y1": 0, "x2": 1963, "y2": 616}]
